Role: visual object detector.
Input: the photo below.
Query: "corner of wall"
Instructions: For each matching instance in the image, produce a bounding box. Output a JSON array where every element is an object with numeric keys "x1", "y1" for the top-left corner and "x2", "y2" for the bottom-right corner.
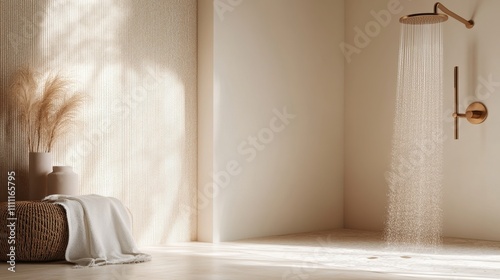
[{"x1": 197, "y1": 0, "x2": 216, "y2": 242}]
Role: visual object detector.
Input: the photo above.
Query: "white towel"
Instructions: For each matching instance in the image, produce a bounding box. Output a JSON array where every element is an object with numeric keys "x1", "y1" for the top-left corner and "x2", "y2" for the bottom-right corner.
[{"x1": 43, "y1": 194, "x2": 151, "y2": 267}]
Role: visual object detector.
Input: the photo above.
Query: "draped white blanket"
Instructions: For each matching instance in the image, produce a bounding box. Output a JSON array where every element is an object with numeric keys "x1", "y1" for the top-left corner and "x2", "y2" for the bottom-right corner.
[{"x1": 43, "y1": 194, "x2": 151, "y2": 267}]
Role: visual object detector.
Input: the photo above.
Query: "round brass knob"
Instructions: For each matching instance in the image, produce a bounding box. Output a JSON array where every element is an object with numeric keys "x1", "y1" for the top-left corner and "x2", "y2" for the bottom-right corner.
[{"x1": 465, "y1": 102, "x2": 487, "y2": 124}]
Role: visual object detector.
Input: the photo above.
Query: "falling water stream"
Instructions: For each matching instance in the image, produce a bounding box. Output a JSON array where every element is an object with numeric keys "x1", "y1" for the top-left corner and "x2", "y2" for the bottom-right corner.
[{"x1": 385, "y1": 21, "x2": 444, "y2": 251}]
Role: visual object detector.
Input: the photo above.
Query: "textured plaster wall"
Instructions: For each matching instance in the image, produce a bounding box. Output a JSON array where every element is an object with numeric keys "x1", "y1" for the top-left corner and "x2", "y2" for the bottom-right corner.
[{"x1": 0, "y1": 0, "x2": 197, "y2": 245}]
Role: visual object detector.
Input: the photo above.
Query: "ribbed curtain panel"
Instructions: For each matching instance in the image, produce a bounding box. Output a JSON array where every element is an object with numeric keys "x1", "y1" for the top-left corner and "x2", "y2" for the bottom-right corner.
[{"x1": 0, "y1": 0, "x2": 197, "y2": 245}]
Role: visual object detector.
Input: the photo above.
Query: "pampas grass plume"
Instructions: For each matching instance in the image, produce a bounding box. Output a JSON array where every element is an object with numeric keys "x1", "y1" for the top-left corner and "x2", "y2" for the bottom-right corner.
[{"x1": 10, "y1": 67, "x2": 87, "y2": 152}]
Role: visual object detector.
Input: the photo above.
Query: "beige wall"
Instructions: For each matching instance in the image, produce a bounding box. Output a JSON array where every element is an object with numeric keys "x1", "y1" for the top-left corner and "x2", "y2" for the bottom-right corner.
[
  {"x1": 197, "y1": 0, "x2": 215, "y2": 242},
  {"x1": 199, "y1": 0, "x2": 345, "y2": 242},
  {"x1": 3, "y1": 0, "x2": 493, "y2": 245},
  {"x1": 345, "y1": 0, "x2": 500, "y2": 241},
  {"x1": 0, "y1": 0, "x2": 197, "y2": 245}
]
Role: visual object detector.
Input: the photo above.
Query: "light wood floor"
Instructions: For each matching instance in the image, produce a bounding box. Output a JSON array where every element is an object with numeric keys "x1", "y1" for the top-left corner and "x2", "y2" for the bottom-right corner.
[{"x1": 2, "y1": 229, "x2": 500, "y2": 280}]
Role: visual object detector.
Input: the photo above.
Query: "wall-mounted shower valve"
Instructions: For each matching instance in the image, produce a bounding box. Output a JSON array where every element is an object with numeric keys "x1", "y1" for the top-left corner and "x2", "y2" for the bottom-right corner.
[
  {"x1": 453, "y1": 66, "x2": 488, "y2": 140},
  {"x1": 452, "y1": 103, "x2": 487, "y2": 124}
]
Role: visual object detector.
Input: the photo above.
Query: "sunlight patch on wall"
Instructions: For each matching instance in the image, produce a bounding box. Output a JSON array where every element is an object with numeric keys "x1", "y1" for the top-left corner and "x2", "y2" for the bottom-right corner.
[{"x1": 0, "y1": 0, "x2": 197, "y2": 245}]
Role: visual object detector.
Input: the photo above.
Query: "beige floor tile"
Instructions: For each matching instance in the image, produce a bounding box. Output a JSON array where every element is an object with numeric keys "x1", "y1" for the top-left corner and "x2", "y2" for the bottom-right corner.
[{"x1": 1, "y1": 229, "x2": 499, "y2": 280}]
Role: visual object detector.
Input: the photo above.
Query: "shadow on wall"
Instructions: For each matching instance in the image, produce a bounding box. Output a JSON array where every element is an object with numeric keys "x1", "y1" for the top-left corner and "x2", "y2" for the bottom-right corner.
[
  {"x1": 0, "y1": 0, "x2": 197, "y2": 245},
  {"x1": 0, "y1": 74, "x2": 30, "y2": 201},
  {"x1": 0, "y1": 0, "x2": 40, "y2": 202}
]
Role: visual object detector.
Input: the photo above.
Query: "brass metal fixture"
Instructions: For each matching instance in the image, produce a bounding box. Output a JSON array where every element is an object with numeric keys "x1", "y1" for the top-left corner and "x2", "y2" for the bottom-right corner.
[
  {"x1": 400, "y1": 2, "x2": 474, "y2": 28},
  {"x1": 452, "y1": 66, "x2": 487, "y2": 140},
  {"x1": 400, "y1": 13, "x2": 448, "y2": 25}
]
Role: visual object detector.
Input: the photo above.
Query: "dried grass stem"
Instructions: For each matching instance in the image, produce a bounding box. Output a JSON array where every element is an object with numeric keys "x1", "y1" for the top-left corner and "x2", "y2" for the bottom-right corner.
[{"x1": 10, "y1": 67, "x2": 86, "y2": 152}]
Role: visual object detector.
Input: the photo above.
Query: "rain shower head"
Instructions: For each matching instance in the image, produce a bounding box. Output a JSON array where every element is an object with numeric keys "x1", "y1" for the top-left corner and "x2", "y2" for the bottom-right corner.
[
  {"x1": 400, "y1": 2, "x2": 474, "y2": 29},
  {"x1": 400, "y1": 13, "x2": 448, "y2": 25}
]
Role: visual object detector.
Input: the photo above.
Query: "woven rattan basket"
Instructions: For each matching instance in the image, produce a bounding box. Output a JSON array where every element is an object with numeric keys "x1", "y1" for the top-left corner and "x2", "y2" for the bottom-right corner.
[{"x1": 0, "y1": 201, "x2": 68, "y2": 261}]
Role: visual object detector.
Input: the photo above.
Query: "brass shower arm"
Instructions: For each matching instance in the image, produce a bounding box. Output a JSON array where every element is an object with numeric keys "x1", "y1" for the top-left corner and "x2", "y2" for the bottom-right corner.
[{"x1": 434, "y1": 2, "x2": 474, "y2": 29}]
